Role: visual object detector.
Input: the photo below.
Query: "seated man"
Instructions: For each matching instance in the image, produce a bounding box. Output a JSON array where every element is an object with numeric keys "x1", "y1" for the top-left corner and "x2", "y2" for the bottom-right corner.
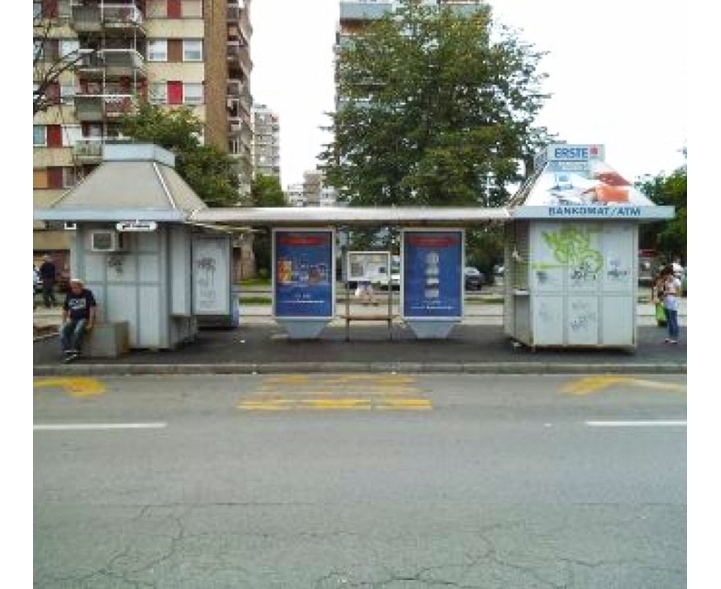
[{"x1": 60, "y1": 278, "x2": 97, "y2": 361}]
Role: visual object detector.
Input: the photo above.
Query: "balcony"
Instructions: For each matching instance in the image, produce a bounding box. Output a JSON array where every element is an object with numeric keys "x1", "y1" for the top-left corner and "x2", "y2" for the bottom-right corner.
[
  {"x1": 339, "y1": 1, "x2": 393, "y2": 21},
  {"x1": 70, "y1": 2, "x2": 146, "y2": 34},
  {"x1": 75, "y1": 49, "x2": 147, "y2": 79},
  {"x1": 226, "y1": 42, "x2": 251, "y2": 78},
  {"x1": 73, "y1": 93, "x2": 134, "y2": 122},
  {"x1": 72, "y1": 138, "x2": 104, "y2": 162}
]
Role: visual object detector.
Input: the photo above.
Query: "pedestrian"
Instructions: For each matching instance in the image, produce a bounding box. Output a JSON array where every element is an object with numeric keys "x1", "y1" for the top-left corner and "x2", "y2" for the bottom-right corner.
[
  {"x1": 60, "y1": 278, "x2": 97, "y2": 361},
  {"x1": 659, "y1": 265, "x2": 682, "y2": 344},
  {"x1": 651, "y1": 270, "x2": 667, "y2": 327},
  {"x1": 33, "y1": 265, "x2": 41, "y2": 310},
  {"x1": 671, "y1": 256, "x2": 684, "y2": 279},
  {"x1": 38, "y1": 254, "x2": 58, "y2": 308}
]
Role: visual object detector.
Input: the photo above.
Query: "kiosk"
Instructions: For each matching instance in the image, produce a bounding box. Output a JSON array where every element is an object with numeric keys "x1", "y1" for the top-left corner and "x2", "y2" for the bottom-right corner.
[
  {"x1": 33, "y1": 144, "x2": 234, "y2": 351},
  {"x1": 503, "y1": 144, "x2": 674, "y2": 350}
]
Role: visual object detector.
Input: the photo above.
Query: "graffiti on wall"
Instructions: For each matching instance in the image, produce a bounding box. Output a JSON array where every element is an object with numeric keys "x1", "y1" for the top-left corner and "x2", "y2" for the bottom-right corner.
[
  {"x1": 569, "y1": 299, "x2": 598, "y2": 333},
  {"x1": 541, "y1": 227, "x2": 602, "y2": 286}
]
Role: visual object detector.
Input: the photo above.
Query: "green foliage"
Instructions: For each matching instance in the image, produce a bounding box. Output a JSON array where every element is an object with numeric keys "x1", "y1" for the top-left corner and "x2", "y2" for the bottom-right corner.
[
  {"x1": 249, "y1": 174, "x2": 289, "y2": 274},
  {"x1": 321, "y1": 0, "x2": 553, "y2": 207},
  {"x1": 119, "y1": 102, "x2": 240, "y2": 206},
  {"x1": 250, "y1": 174, "x2": 287, "y2": 206},
  {"x1": 637, "y1": 165, "x2": 687, "y2": 262}
]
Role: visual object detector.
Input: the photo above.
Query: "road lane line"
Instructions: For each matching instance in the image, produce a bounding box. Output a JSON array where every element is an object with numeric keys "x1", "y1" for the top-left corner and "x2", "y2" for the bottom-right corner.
[
  {"x1": 34, "y1": 422, "x2": 168, "y2": 431},
  {"x1": 585, "y1": 420, "x2": 686, "y2": 428}
]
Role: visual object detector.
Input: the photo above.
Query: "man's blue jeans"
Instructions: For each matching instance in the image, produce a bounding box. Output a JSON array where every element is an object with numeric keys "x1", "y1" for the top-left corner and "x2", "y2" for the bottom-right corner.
[{"x1": 60, "y1": 318, "x2": 88, "y2": 353}]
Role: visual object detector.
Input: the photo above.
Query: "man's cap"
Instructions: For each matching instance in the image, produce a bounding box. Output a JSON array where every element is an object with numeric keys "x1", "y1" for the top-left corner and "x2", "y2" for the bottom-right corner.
[{"x1": 69, "y1": 278, "x2": 84, "y2": 285}]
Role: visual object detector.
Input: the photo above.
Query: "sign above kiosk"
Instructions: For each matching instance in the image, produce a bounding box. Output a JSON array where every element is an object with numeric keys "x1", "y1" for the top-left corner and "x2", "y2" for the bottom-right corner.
[
  {"x1": 514, "y1": 143, "x2": 675, "y2": 220},
  {"x1": 116, "y1": 221, "x2": 158, "y2": 232}
]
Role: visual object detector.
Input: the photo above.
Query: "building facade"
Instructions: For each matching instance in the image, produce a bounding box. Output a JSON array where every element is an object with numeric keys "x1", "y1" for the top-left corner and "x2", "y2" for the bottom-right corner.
[
  {"x1": 251, "y1": 103, "x2": 280, "y2": 180},
  {"x1": 33, "y1": 0, "x2": 254, "y2": 256}
]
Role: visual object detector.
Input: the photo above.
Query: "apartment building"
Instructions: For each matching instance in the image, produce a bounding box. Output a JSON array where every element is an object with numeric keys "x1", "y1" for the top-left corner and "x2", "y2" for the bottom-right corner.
[
  {"x1": 251, "y1": 103, "x2": 280, "y2": 180},
  {"x1": 33, "y1": 0, "x2": 254, "y2": 256}
]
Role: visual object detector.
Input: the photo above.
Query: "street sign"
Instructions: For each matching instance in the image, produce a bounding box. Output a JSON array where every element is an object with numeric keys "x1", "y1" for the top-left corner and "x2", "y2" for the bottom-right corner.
[{"x1": 116, "y1": 221, "x2": 158, "y2": 232}]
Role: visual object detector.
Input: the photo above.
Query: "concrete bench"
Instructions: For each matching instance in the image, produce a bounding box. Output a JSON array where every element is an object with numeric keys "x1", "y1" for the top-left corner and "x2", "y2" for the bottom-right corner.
[
  {"x1": 85, "y1": 321, "x2": 130, "y2": 358},
  {"x1": 338, "y1": 313, "x2": 398, "y2": 341}
]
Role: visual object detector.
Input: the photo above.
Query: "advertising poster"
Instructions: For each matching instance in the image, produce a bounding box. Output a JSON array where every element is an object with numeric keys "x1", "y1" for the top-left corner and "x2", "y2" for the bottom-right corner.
[
  {"x1": 192, "y1": 236, "x2": 230, "y2": 315},
  {"x1": 274, "y1": 229, "x2": 334, "y2": 318},
  {"x1": 402, "y1": 229, "x2": 463, "y2": 319}
]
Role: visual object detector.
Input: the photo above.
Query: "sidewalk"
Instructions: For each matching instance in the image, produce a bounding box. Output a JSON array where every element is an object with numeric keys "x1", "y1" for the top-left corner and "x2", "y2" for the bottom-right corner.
[{"x1": 33, "y1": 298, "x2": 687, "y2": 376}]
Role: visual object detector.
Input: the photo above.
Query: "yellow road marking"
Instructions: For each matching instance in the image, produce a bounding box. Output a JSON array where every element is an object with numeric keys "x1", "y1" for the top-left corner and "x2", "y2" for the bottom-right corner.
[
  {"x1": 560, "y1": 376, "x2": 686, "y2": 396},
  {"x1": 254, "y1": 386, "x2": 422, "y2": 395},
  {"x1": 376, "y1": 398, "x2": 432, "y2": 410},
  {"x1": 238, "y1": 397, "x2": 433, "y2": 411},
  {"x1": 33, "y1": 377, "x2": 106, "y2": 398},
  {"x1": 240, "y1": 375, "x2": 431, "y2": 411}
]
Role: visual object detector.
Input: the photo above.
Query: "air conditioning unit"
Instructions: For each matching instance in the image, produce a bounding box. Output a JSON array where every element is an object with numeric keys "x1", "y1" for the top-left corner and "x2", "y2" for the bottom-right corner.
[{"x1": 90, "y1": 230, "x2": 127, "y2": 252}]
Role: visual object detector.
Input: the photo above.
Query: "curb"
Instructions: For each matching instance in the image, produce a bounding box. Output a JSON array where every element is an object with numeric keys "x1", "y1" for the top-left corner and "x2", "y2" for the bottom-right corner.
[{"x1": 33, "y1": 362, "x2": 687, "y2": 377}]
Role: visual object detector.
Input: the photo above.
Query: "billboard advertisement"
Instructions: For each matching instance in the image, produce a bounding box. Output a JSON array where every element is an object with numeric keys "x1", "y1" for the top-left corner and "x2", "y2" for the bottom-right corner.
[
  {"x1": 192, "y1": 236, "x2": 230, "y2": 315},
  {"x1": 273, "y1": 229, "x2": 334, "y2": 318},
  {"x1": 402, "y1": 229, "x2": 463, "y2": 319}
]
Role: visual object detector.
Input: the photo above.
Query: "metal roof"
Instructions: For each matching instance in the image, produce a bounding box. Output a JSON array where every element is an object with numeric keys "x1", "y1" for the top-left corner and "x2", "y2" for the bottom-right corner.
[
  {"x1": 33, "y1": 145, "x2": 207, "y2": 223},
  {"x1": 189, "y1": 206, "x2": 510, "y2": 227}
]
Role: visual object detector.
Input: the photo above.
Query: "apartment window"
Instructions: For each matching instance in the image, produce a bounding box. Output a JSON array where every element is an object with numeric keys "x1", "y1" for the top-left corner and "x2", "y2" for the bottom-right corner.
[
  {"x1": 33, "y1": 169, "x2": 49, "y2": 189},
  {"x1": 34, "y1": 125, "x2": 47, "y2": 147},
  {"x1": 167, "y1": 81, "x2": 183, "y2": 105},
  {"x1": 167, "y1": 39, "x2": 183, "y2": 63},
  {"x1": 183, "y1": 39, "x2": 203, "y2": 61},
  {"x1": 47, "y1": 167, "x2": 64, "y2": 189},
  {"x1": 167, "y1": 0, "x2": 181, "y2": 18},
  {"x1": 61, "y1": 125, "x2": 83, "y2": 147},
  {"x1": 57, "y1": 0, "x2": 71, "y2": 18},
  {"x1": 60, "y1": 83, "x2": 76, "y2": 104},
  {"x1": 182, "y1": 0, "x2": 203, "y2": 18},
  {"x1": 59, "y1": 39, "x2": 80, "y2": 60},
  {"x1": 62, "y1": 167, "x2": 80, "y2": 188},
  {"x1": 34, "y1": 0, "x2": 58, "y2": 18},
  {"x1": 33, "y1": 39, "x2": 43, "y2": 61},
  {"x1": 47, "y1": 125, "x2": 63, "y2": 147},
  {"x1": 149, "y1": 83, "x2": 168, "y2": 104},
  {"x1": 148, "y1": 39, "x2": 168, "y2": 62},
  {"x1": 183, "y1": 83, "x2": 203, "y2": 105}
]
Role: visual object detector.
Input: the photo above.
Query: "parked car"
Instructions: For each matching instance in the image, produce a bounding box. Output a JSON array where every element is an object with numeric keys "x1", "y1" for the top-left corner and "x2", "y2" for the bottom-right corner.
[{"x1": 464, "y1": 266, "x2": 485, "y2": 291}]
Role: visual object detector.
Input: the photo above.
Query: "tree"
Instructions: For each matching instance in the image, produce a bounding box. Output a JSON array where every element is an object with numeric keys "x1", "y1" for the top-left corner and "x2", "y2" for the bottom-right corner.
[
  {"x1": 33, "y1": 2, "x2": 92, "y2": 116},
  {"x1": 250, "y1": 174, "x2": 287, "y2": 207},
  {"x1": 637, "y1": 165, "x2": 687, "y2": 263},
  {"x1": 320, "y1": 0, "x2": 553, "y2": 207},
  {"x1": 119, "y1": 102, "x2": 241, "y2": 206},
  {"x1": 249, "y1": 174, "x2": 288, "y2": 275}
]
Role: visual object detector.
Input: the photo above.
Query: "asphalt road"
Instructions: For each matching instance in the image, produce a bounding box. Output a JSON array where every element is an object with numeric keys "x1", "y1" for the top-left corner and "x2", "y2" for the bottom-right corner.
[{"x1": 34, "y1": 373, "x2": 687, "y2": 588}]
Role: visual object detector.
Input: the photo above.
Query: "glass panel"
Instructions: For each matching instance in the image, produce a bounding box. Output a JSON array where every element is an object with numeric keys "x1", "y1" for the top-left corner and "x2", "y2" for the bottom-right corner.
[{"x1": 183, "y1": 39, "x2": 203, "y2": 61}]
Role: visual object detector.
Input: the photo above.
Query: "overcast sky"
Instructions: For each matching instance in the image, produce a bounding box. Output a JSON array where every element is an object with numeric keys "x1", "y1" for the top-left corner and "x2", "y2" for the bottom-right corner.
[{"x1": 250, "y1": 0, "x2": 687, "y2": 189}]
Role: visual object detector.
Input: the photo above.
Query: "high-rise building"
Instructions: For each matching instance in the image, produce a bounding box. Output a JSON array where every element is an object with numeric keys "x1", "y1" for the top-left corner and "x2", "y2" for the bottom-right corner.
[
  {"x1": 33, "y1": 0, "x2": 254, "y2": 257},
  {"x1": 251, "y1": 104, "x2": 280, "y2": 180}
]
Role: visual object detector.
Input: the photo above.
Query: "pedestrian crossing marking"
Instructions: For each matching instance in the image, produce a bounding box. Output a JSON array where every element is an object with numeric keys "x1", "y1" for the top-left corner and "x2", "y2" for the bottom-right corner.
[{"x1": 238, "y1": 374, "x2": 432, "y2": 411}]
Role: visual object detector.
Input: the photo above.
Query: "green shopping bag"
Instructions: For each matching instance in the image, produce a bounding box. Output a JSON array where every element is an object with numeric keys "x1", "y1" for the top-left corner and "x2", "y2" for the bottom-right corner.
[{"x1": 655, "y1": 302, "x2": 667, "y2": 327}]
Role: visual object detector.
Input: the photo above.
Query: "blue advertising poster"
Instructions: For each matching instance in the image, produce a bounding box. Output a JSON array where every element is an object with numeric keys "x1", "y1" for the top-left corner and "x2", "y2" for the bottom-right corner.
[
  {"x1": 402, "y1": 229, "x2": 463, "y2": 319},
  {"x1": 274, "y1": 230, "x2": 334, "y2": 318}
]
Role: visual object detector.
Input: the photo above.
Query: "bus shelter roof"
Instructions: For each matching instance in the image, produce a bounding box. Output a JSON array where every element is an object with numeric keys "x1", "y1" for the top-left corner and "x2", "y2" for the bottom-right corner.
[{"x1": 189, "y1": 206, "x2": 510, "y2": 228}]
